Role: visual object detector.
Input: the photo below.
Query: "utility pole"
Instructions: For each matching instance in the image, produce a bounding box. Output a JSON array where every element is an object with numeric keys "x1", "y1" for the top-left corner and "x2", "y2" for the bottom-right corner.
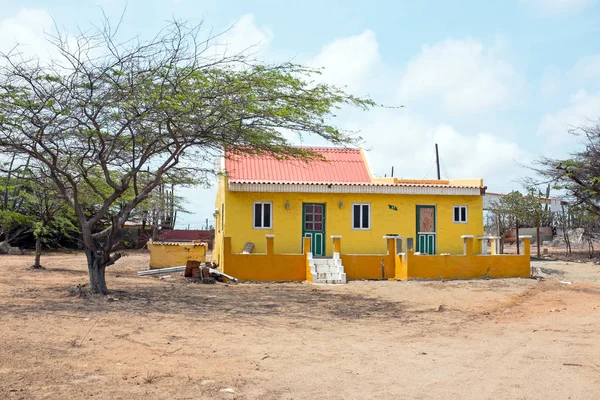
[
  {"x1": 435, "y1": 143, "x2": 441, "y2": 180},
  {"x1": 537, "y1": 215, "x2": 541, "y2": 259}
]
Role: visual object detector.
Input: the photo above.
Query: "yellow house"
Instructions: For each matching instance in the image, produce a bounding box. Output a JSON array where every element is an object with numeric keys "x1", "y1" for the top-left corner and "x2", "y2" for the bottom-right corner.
[{"x1": 213, "y1": 147, "x2": 486, "y2": 282}]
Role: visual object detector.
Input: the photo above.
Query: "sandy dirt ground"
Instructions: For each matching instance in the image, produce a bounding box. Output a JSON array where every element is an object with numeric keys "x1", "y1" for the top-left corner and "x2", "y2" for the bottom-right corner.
[{"x1": 1, "y1": 252, "x2": 599, "y2": 399}]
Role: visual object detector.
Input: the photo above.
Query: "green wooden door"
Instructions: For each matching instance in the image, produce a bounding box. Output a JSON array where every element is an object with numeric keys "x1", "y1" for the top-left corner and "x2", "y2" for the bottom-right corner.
[
  {"x1": 416, "y1": 205, "x2": 436, "y2": 254},
  {"x1": 302, "y1": 203, "x2": 326, "y2": 256}
]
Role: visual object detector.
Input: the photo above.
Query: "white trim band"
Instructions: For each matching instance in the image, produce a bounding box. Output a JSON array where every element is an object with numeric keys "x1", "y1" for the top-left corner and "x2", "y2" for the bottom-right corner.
[{"x1": 229, "y1": 183, "x2": 482, "y2": 196}]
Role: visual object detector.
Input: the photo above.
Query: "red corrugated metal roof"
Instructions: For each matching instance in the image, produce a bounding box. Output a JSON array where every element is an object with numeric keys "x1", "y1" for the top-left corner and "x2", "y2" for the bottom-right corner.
[
  {"x1": 226, "y1": 147, "x2": 372, "y2": 184},
  {"x1": 225, "y1": 147, "x2": 484, "y2": 189},
  {"x1": 159, "y1": 230, "x2": 214, "y2": 241}
]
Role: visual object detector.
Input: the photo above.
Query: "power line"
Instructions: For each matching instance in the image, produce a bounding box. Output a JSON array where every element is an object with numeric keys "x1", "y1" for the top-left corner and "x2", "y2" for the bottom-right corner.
[
  {"x1": 422, "y1": 149, "x2": 436, "y2": 179},
  {"x1": 439, "y1": 158, "x2": 450, "y2": 179}
]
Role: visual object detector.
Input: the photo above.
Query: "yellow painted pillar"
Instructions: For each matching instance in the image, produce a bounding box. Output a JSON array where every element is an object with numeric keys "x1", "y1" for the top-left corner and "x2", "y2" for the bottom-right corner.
[
  {"x1": 383, "y1": 236, "x2": 397, "y2": 255},
  {"x1": 303, "y1": 237, "x2": 311, "y2": 255},
  {"x1": 520, "y1": 236, "x2": 532, "y2": 257},
  {"x1": 266, "y1": 234, "x2": 275, "y2": 255},
  {"x1": 304, "y1": 236, "x2": 312, "y2": 282},
  {"x1": 404, "y1": 244, "x2": 414, "y2": 280},
  {"x1": 489, "y1": 236, "x2": 500, "y2": 255},
  {"x1": 380, "y1": 236, "x2": 397, "y2": 279},
  {"x1": 331, "y1": 235, "x2": 342, "y2": 254},
  {"x1": 462, "y1": 235, "x2": 474, "y2": 256}
]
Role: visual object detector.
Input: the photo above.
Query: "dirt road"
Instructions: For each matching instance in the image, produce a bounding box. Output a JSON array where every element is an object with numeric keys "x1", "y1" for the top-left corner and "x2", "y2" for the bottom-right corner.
[{"x1": 1, "y1": 252, "x2": 599, "y2": 399}]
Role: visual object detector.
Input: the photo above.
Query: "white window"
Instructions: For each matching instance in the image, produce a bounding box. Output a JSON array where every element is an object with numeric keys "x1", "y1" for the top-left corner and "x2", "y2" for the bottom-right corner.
[
  {"x1": 352, "y1": 203, "x2": 371, "y2": 230},
  {"x1": 253, "y1": 202, "x2": 272, "y2": 229},
  {"x1": 453, "y1": 206, "x2": 468, "y2": 223}
]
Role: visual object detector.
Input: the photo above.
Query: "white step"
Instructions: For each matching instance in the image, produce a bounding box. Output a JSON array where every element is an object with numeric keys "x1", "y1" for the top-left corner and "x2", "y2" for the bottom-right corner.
[
  {"x1": 313, "y1": 265, "x2": 344, "y2": 273},
  {"x1": 312, "y1": 273, "x2": 347, "y2": 284},
  {"x1": 309, "y1": 256, "x2": 346, "y2": 284}
]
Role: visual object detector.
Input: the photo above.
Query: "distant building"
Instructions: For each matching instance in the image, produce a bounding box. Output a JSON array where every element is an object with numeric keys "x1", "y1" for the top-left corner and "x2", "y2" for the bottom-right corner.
[{"x1": 483, "y1": 192, "x2": 568, "y2": 213}]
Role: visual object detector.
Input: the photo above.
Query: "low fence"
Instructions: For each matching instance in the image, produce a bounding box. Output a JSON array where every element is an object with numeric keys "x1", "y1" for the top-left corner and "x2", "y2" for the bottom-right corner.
[
  {"x1": 147, "y1": 240, "x2": 207, "y2": 269},
  {"x1": 221, "y1": 236, "x2": 308, "y2": 281},
  {"x1": 339, "y1": 236, "x2": 398, "y2": 280},
  {"x1": 218, "y1": 235, "x2": 532, "y2": 282},
  {"x1": 396, "y1": 235, "x2": 531, "y2": 280}
]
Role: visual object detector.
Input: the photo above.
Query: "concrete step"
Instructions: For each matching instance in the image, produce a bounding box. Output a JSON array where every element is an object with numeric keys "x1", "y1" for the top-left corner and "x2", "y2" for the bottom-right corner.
[
  {"x1": 309, "y1": 257, "x2": 346, "y2": 284},
  {"x1": 313, "y1": 272, "x2": 346, "y2": 284},
  {"x1": 313, "y1": 265, "x2": 344, "y2": 273},
  {"x1": 312, "y1": 258, "x2": 341, "y2": 266},
  {"x1": 317, "y1": 272, "x2": 342, "y2": 280}
]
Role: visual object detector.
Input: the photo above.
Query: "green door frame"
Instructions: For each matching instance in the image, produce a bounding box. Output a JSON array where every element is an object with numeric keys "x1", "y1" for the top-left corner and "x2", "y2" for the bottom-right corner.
[
  {"x1": 302, "y1": 203, "x2": 326, "y2": 256},
  {"x1": 416, "y1": 205, "x2": 437, "y2": 255}
]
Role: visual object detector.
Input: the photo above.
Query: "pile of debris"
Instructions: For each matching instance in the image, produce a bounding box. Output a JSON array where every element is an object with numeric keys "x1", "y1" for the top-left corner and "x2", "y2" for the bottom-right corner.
[
  {"x1": 0, "y1": 240, "x2": 23, "y2": 255},
  {"x1": 137, "y1": 260, "x2": 237, "y2": 284}
]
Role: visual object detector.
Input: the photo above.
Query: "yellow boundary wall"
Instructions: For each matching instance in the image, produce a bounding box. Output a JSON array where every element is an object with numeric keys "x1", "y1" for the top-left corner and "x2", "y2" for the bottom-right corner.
[
  {"x1": 340, "y1": 236, "x2": 398, "y2": 280},
  {"x1": 395, "y1": 236, "x2": 531, "y2": 280},
  {"x1": 222, "y1": 236, "x2": 309, "y2": 281},
  {"x1": 218, "y1": 235, "x2": 531, "y2": 282},
  {"x1": 147, "y1": 241, "x2": 207, "y2": 269}
]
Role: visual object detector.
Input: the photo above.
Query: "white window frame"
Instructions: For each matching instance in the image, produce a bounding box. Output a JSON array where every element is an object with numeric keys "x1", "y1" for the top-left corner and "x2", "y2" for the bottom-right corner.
[
  {"x1": 352, "y1": 203, "x2": 371, "y2": 230},
  {"x1": 253, "y1": 202, "x2": 273, "y2": 229},
  {"x1": 453, "y1": 205, "x2": 468, "y2": 224}
]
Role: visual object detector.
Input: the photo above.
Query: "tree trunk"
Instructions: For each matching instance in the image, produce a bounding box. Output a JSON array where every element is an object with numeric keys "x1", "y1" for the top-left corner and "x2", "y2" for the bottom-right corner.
[
  {"x1": 86, "y1": 250, "x2": 108, "y2": 294},
  {"x1": 516, "y1": 218, "x2": 520, "y2": 255},
  {"x1": 33, "y1": 237, "x2": 42, "y2": 268}
]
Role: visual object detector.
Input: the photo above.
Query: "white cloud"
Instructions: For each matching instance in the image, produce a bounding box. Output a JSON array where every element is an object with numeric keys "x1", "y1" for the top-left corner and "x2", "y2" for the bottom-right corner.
[
  {"x1": 538, "y1": 54, "x2": 600, "y2": 99},
  {"x1": 0, "y1": 8, "x2": 54, "y2": 57},
  {"x1": 537, "y1": 90, "x2": 600, "y2": 148},
  {"x1": 309, "y1": 29, "x2": 380, "y2": 94},
  {"x1": 216, "y1": 14, "x2": 272, "y2": 58},
  {"x1": 297, "y1": 32, "x2": 529, "y2": 190},
  {"x1": 398, "y1": 37, "x2": 523, "y2": 115},
  {"x1": 354, "y1": 108, "x2": 529, "y2": 189},
  {"x1": 520, "y1": 0, "x2": 597, "y2": 14},
  {"x1": 570, "y1": 55, "x2": 600, "y2": 80}
]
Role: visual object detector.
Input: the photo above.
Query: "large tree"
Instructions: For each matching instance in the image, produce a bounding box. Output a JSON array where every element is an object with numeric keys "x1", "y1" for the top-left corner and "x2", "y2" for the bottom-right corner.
[
  {"x1": 536, "y1": 124, "x2": 600, "y2": 215},
  {"x1": 0, "y1": 19, "x2": 374, "y2": 293}
]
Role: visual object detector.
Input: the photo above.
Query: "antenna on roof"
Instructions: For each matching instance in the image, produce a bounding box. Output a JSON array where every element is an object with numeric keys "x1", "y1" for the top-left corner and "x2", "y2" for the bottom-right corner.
[
  {"x1": 435, "y1": 143, "x2": 441, "y2": 180},
  {"x1": 391, "y1": 166, "x2": 394, "y2": 177}
]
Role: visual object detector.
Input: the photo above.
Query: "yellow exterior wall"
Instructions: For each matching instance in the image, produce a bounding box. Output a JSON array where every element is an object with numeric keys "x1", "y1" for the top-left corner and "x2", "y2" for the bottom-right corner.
[
  {"x1": 395, "y1": 237, "x2": 531, "y2": 280},
  {"x1": 221, "y1": 188, "x2": 483, "y2": 258},
  {"x1": 217, "y1": 235, "x2": 530, "y2": 282},
  {"x1": 148, "y1": 242, "x2": 207, "y2": 269},
  {"x1": 221, "y1": 236, "x2": 307, "y2": 281},
  {"x1": 213, "y1": 173, "x2": 227, "y2": 266}
]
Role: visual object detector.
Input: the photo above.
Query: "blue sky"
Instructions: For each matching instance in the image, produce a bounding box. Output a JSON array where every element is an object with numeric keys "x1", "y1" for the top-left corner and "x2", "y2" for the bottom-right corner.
[{"x1": 2, "y1": 0, "x2": 600, "y2": 228}]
